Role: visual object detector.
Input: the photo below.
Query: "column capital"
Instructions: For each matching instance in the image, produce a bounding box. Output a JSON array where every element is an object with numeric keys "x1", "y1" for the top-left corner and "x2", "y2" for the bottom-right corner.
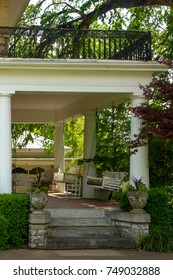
[
  {"x1": 131, "y1": 95, "x2": 146, "y2": 107},
  {"x1": 0, "y1": 90, "x2": 15, "y2": 97},
  {"x1": 55, "y1": 121, "x2": 64, "y2": 127},
  {"x1": 84, "y1": 110, "x2": 96, "y2": 118},
  {"x1": 131, "y1": 94, "x2": 145, "y2": 100}
]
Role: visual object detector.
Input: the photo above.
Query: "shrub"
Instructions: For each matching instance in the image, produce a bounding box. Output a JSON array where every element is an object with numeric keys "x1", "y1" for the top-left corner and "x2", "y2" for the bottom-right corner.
[
  {"x1": 144, "y1": 187, "x2": 172, "y2": 227},
  {"x1": 137, "y1": 225, "x2": 173, "y2": 252},
  {"x1": 0, "y1": 194, "x2": 30, "y2": 248},
  {"x1": 119, "y1": 191, "x2": 132, "y2": 212},
  {"x1": 0, "y1": 214, "x2": 9, "y2": 250}
]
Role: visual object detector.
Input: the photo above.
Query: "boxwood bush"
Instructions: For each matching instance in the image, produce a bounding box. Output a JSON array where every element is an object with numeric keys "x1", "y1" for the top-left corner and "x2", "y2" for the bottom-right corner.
[
  {"x1": 0, "y1": 214, "x2": 9, "y2": 250},
  {"x1": 0, "y1": 194, "x2": 30, "y2": 248}
]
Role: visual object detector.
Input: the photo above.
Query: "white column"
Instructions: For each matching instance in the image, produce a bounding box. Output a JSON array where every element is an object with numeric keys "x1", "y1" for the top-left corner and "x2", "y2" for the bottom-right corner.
[
  {"x1": 54, "y1": 122, "x2": 65, "y2": 171},
  {"x1": 54, "y1": 122, "x2": 65, "y2": 192},
  {"x1": 130, "y1": 96, "x2": 149, "y2": 187},
  {"x1": 0, "y1": 93, "x2": 13, "y2": 193},
  {"x1": 83, "y1": 111, "x2": 96, "y2": 198}
]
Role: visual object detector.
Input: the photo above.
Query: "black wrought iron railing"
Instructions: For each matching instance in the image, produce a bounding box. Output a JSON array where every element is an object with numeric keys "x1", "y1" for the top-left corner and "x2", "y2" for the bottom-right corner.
[{"x1": 0, "y1": 27, "x2": 152, "y2": 60}]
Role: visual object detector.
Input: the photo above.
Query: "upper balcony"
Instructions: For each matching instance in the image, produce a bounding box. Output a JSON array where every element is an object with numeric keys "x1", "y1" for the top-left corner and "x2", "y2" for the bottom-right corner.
[{"x1": 0, "y1": 27, "x2": 152, "y2": 61}]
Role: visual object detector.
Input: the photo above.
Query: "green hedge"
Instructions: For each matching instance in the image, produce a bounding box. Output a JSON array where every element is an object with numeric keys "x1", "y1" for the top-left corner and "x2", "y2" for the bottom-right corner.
[
  {"x1": 0, "y1": 194, "x2": 30, "y2": 248},
  {"x1": 0, "y1": 214, "x2": 9, "y2": 250},
  {"x1": 145, "y1": 188, "x2": 172, "y2": 226}
]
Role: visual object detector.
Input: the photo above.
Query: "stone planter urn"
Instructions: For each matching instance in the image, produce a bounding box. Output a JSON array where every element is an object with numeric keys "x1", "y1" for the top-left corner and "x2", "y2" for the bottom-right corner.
[
  {"x1": 30, "y1": 192, "x2": 48, "y2": 213},
  {"x1": 127, "y1": 191, "x2": 148, "y2": 214}
]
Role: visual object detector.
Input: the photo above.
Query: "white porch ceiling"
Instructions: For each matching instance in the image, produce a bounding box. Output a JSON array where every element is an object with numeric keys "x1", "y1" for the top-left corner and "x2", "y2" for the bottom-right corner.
[{"x1": 0, "y1": 59, "x2": 168, "y2": 123}]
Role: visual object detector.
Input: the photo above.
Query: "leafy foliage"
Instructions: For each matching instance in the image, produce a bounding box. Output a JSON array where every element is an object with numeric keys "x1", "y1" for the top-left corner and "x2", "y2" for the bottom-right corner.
[
  {"x1": 145, "y1": 187, "x2": 172, "y2": 226},
  {"x1": 95, "y1": 102, "x2": 131, "y2": 175},
  {"x1": 132, "y1": 70, "x2": 173, "y2": 146},
  {"x1": 149, "y1": 136, "x2": 173, "y2": 188},
  {"x1": 130, "y1": 67, "x2": 173, "y2": 187},
  {"x1": 130, "y1": 175, "x2": 146, "y2": 191},
  {"x1": 138, "y1": 202, "x2": 173, "y2": 252},
  {"x1": 29, "y1": 172, "x2": 49, "y2": 193},
  {"x1": 0, "y1": 214, "x2": 9, "y2": 251},
  {"x1": 20, "y1": 1, "x2": 173, "y2": 30},
  {"x1": 119, "y1": 191, "x2": 132, "y2": 212},
  {"x1": 0, "y1": 194, "x2": 30, "y2": 247},
  {"x1": 12, "y1": 118, "x2": 84, "y2": 159},
  {"x1": 18, "y1": 1, "x2": 173, "y2": 61},
  {"x1": 137, "y1": 225, "x2": 173, "y2": 252},
  {"x1": 64, "y1": 118, "x2": 84, "y2": 158}
]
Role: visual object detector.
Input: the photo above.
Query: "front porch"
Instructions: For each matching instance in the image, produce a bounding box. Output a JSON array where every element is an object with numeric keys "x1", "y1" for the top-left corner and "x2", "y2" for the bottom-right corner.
[{"x1": 0, "y1": 27, "x2": 168, "y2": 195}]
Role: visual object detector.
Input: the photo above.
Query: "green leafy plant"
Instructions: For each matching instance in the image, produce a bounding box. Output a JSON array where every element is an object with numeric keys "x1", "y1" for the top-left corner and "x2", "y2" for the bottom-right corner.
[
  {"x1": 138, "y1": 188, "x2": 173, "y2": 252},
  {"x1": 128, "y1": 175, "x2": 148, "y2": 192},
  {"x1": 144, "y1": 187, "x2": 172, "y2": 226},
  {"x1": 119, "y1": 191, "x2": 132, "y2": 212},
  {"x1": 29, "y1": 172, "x2": 49, "y2": 193},
  {"x1": 137, "y1": 225, "x2": 173, "y2": 252}
]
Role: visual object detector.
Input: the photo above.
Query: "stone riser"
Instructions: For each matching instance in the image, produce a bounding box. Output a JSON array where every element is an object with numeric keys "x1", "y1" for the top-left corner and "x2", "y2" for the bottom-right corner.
[
  {"x1": 47, "y1": 208, "x2": 107, "y2": 219},
  {"x1": 51, "y1": 217, "x2": 111, "y2": 226},
  {"x1": 50, "y1": 226, "x2": 120, "y2": 238},
  {"x1": 45, "y1": 236, "x2": 136, "y2": 250}
]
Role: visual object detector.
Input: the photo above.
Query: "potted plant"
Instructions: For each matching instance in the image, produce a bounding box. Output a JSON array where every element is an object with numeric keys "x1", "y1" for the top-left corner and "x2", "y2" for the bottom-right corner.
[
  {"x1": 127, "y1": 176, "x2": 148, "y2": 214},
  {"x1": 29, "y1": 172, "x2": 49, "y2": 213}
]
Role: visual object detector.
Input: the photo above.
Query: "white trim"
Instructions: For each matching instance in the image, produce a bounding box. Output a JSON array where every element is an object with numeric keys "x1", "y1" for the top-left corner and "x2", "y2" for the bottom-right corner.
[{"x1": 0, "y1": 58, "x2": 168, "y2": 72}]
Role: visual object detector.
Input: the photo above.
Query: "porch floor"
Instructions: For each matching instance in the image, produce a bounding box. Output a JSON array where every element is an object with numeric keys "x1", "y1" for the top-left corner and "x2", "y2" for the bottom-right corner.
[{"x1": 46, "y1": 192, "x2": 120, "y2": 210}]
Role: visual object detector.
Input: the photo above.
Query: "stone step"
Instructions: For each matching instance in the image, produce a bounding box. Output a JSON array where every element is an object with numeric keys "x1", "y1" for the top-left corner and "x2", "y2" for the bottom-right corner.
[
  {"x1": 47, "y1": 208, "x2": 107, "y2": 219},
  {"x1": 44, "y1": 208, "x2": 136, "y2": 250},
  {"x1": 45, "y1": 236, "x2": 136, "y2": 250},
  {"x1": 50, "y1": 225, "x2": 120, "y2": 238},
  {"x1": 50, "y1": 217, "x2": 112, "y2": 226}
]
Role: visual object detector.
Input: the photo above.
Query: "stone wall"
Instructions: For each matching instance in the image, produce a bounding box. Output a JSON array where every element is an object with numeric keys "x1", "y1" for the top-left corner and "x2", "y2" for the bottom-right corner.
[
  {"x1": 29, "y1": 211, "x2": 51, "y2": 249},
  {"x1": 107, "y1": 210, "x2": 150, "y2": 240}
]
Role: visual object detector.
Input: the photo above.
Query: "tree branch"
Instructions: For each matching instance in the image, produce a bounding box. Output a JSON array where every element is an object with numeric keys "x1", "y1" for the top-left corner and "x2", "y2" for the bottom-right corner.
[{"x1": 79, "y1": 0, "x2": 173, "y2": 29}]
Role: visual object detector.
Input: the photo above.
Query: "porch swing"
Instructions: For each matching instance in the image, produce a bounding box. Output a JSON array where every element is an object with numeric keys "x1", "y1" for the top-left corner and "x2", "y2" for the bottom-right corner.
[{"x1": 86, "y1": 104, "x2": 126, "y2": 192}]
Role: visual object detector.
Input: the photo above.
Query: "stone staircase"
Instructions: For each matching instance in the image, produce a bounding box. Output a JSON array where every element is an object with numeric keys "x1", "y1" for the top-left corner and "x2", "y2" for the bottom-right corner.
[{"x1": 45, "y1": 208, "x2": 135, "y2": 249}]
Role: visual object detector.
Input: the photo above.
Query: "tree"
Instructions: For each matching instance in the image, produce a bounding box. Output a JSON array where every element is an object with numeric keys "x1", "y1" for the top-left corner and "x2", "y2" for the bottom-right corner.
[
  {"x1": 131, "y1": 65, "x2": 173, "y2": 187},
  {"x1": 12, "y1": 119, "x2": 84, "y2": 159},
  {"x1": 17, "y1": 1, "x2": 173, "y2": 60},
  {"x1": 95, "y1": 102, "x2": 131, "y2": 174},
  {"x1": 132, "y1": 67, "x2": 173, "y2": 145},
  {"x1": 64, "y1": 118, "x2": 84, "y2": 159},
  {"x1": 22, "y1": 1, "x2": 173, "y2": 30}
]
